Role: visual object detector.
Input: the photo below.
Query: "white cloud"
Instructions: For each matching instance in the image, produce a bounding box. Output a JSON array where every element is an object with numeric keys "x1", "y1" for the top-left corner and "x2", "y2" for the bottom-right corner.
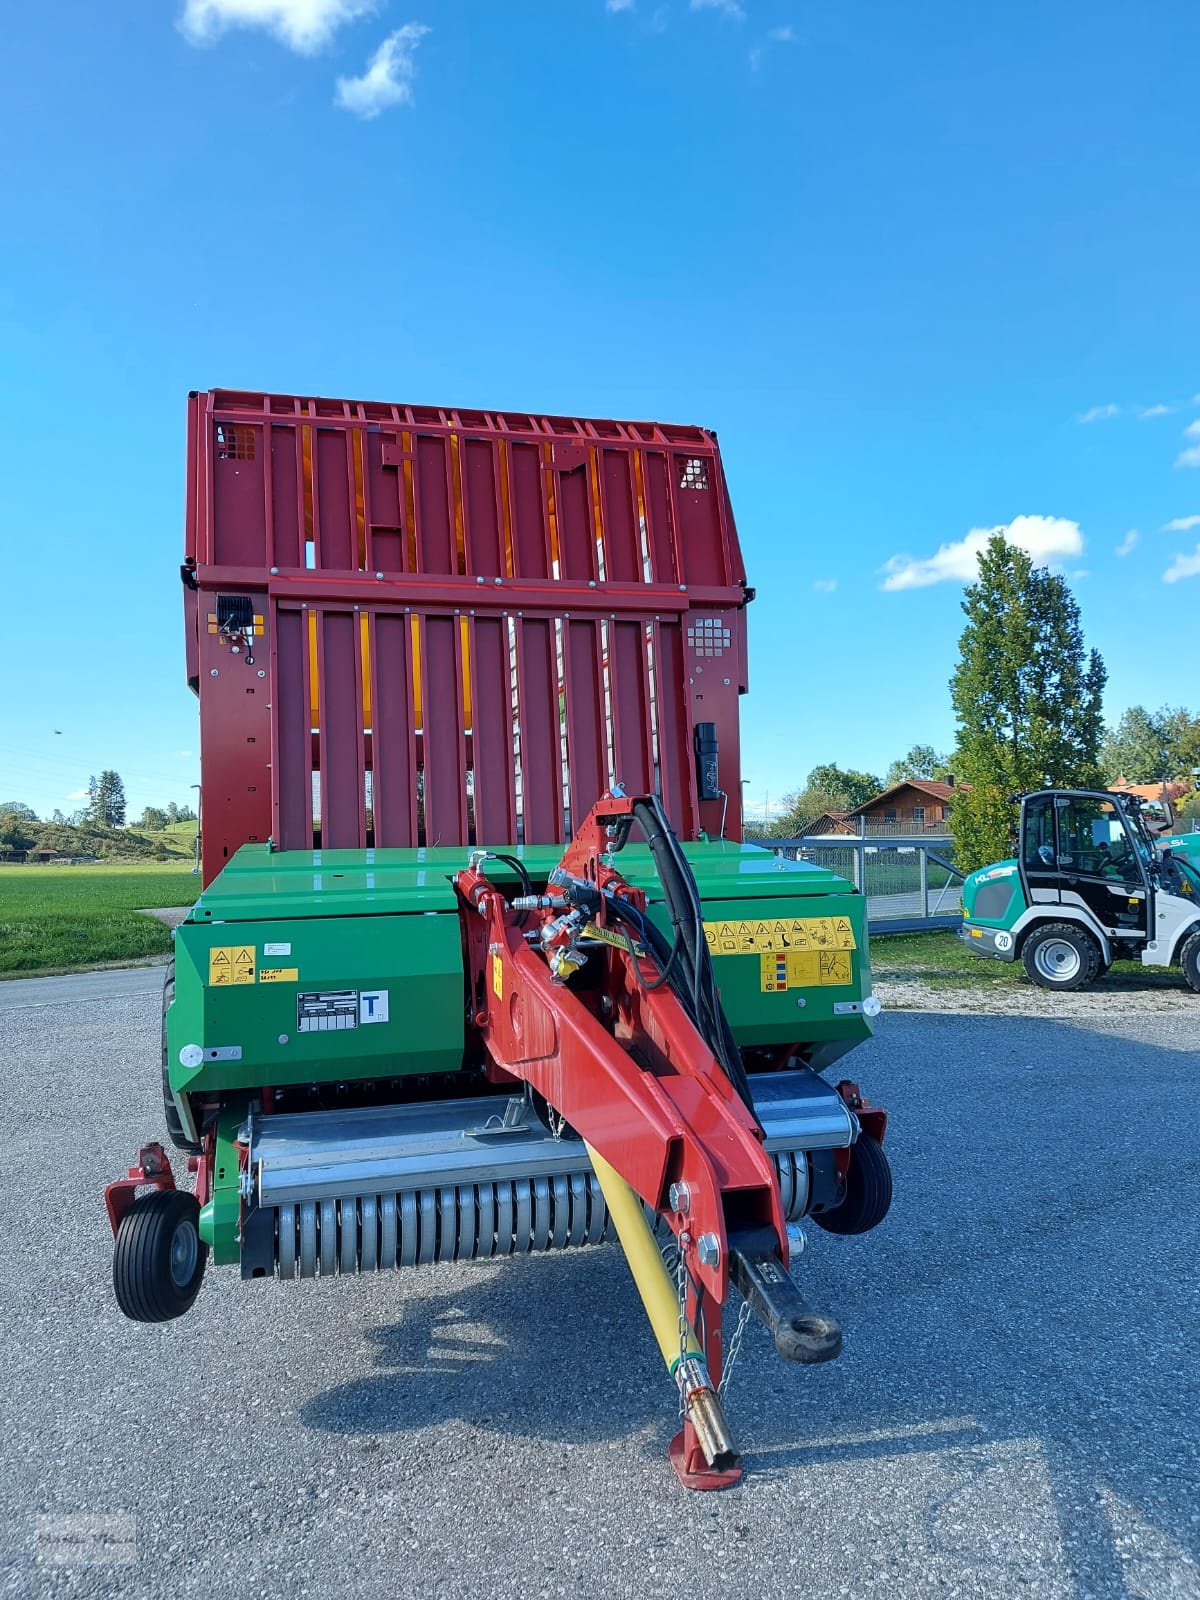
[
  {"x1": 1163, "y1": 515, "x2": 1200, "y2": 533},
  {"x1": 812, "y1": 578, "x2": 837, "y2": 592},
  {"x1": 1173, "y1": 419, "x2": 1200, "y2": 467},
  {"x1": 605, "y1": 0, "x2": 635, "y2": 10},
  {"x1": 335, "y1": 24, "x2": 429, "y2": 119},
  {"x1": 1115, "y1": 529, "x2": 1139, "y2": 557},
  {"x1": 67, "y1": 788, "x2": 89, "y2": 800},
  {"x1": 1078, "y1": 403, "x2": 1120, "y2": 424},
  {"x1": 880, "y1": 514, "x2": 1084, "y2": 592},
  {"x1": 1163, "y1": 545, "x2": 1200, "y2": 584},
  {"x1": 179, "y1": 0, "x2": 374, "y2": 54},
  {"x1": 751, "y1": 22, "x2": 797, "y2": 65},
  {"x1": 1139, "y1": 403, "x2": 1172, "y2": 419},
  {"x1": 691, "y1": 0, "x2": 745, "y2": 19}
]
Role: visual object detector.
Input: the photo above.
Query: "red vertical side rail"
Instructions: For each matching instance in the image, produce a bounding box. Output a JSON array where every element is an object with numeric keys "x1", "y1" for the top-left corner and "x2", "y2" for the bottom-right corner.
[
  {"x1": 420, "y1": 612, "x2": 469, "y2": 845},
  {"x1": 508, "y1": 441, "x2": 551, "y2": 581},
  {"x1": 642, "y1": 451, "x2": 681, "y2": 585},
  {"x1": 653, "y1": 619, "x2": 697, "y2": 836},
  {"x1": 515, "y1": 617, "x2": 563, "y2": 842},
  {"x1": 315, "y1": 609, "x2": 366, "y2": 848},
  {"x1": 468, "y1": 613, "x2": 518, "y2": 845},
  {"x1": 462, "y1": 437, "x2": 505, "y2": 579},
  {"x1": 608, "y1": 619, "x2": 655, "y2": 797},
  {"x1": 271, "y1": 605, "x2": 314, "y2": 854},
  {"x1": 315, "y1": 430, "x2": 357, "y2": 573},
  {"x1": 370, "y1": 610, "x2": 419, "y2": 845},
  {"x1": 562, "y1": 619, "x2": 607, "y2": 829},
  {"x1": 269, "y1": 422, "x2": 304, "y2": 571},
  {"x1": 599, "y1": 449, "x2": 640, "y2": 583}
]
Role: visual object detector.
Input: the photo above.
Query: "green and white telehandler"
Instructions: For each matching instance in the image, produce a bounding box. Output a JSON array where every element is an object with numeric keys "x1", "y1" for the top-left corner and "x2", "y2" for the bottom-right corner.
[{"x1": 960, "y1": 786, "x2": 1200, "y2": 992}]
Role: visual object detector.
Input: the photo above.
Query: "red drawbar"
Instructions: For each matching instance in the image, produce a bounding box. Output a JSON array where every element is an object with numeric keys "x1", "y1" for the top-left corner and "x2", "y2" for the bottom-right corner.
[{"x1": 185, "y1": 391, "x2": 752, "y2": 881}]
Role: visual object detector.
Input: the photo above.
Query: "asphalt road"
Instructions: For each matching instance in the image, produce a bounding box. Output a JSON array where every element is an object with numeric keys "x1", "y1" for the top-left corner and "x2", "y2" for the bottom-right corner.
[{"x1": 2, "y1": 974, "x2": 1198, "y2": 1600}]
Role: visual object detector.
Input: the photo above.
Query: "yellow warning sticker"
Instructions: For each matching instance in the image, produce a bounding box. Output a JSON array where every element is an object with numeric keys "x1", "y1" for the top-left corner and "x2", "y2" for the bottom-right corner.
[
  {"x1": 259, "y1": 967, "x2": 299, "y2": 983},
  {"x1": 209, "y1": 945, "x2": 256, "y2": 986},
  {"x1": 492, "y1": 953, "x2": 504, "y2": 1001},
  {"x1": 705, "y1": 916, "x2": 856, "y2": 956},
  {"x1": 760, "y1": 950, "x2": 853, "y2": 991}
]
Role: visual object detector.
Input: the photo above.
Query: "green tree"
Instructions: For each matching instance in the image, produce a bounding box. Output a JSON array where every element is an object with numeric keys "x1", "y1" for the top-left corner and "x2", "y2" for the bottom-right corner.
[
  {"x1": 0, "y1": 805, "x2": 38, "y2": 851},
  {"x1": 1099, "y1": 706, "x2": 1169, "y2": 783},
  {"x1": 1158, "y1": 707, "x2": 1200, "y2": 777},
  {"x1": 91, "y1": 770, "x2": 127, "y2": 827},
  {"x1": 884, "y1": 744, "x2": 952, "y2": 787},
  {"x1": 139, "y1": 805, "x2": 169, "y2": 831},
  {"x1": 770, "y1": 763, "x2": 882, "y2": 836},
  {"x1": 949, "y1": 535, "x2": 1106, "y2": 870},
  {"x1": 802, "y1": 763, "x2": 882, "y2": 809}
]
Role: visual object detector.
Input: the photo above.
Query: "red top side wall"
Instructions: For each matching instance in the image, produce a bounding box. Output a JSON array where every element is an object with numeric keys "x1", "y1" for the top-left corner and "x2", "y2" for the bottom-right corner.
[{"x1": 186, "y1": 389, "x2": 752, "y2": 880}]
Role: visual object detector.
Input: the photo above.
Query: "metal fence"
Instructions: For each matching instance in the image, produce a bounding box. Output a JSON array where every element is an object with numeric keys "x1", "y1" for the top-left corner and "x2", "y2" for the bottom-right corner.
[{"x1": 768, "y1": 835, "x2": 964, "y2": 931}]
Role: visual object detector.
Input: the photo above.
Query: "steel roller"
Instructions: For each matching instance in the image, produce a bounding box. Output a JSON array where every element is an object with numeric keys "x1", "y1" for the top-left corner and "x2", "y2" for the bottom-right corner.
[{"x1": 272, "y1": 1150, "x2": 810, "y2": 1279}]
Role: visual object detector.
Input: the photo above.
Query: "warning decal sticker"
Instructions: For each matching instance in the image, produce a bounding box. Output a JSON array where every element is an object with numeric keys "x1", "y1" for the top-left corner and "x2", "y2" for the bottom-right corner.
[
  {"x1": 759, "y1": 950, "x2": 853, "y2": 991},
  {"x1": 209, "y1": 945, "x2": 256, "y2": 986},
  {"x1": 705, "y1": 917, "x2": 856, "y2": 956}
]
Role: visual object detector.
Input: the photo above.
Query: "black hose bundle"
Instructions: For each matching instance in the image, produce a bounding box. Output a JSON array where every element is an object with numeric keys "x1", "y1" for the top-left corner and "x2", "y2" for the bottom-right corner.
[{"x1": 628, "y1": 797, "x2": 758, "y2": 1119}]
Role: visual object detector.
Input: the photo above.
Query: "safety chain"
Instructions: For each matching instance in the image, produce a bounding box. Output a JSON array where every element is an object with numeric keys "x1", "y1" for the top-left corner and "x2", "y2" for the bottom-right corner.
[
  {"x1": 675, "y1": 1231, "x2": 691, "y2": 1418},
  {"x1": 718, "y1": 1298, "x2": 754, "y2": 1397}
]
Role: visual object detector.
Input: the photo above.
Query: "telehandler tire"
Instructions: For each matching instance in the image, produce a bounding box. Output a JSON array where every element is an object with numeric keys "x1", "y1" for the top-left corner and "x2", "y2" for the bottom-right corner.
[
  {"x1": 812, "y1": 1134, "x2": 892, "y2": 1236},
  {"x1": 1020, "y1": 923, "x2": 1101, "y2": 991},
  {"x1": 161, "y1": 961, "x2": 200, "y2": 1154},
  {"x1": 113, "y1": 1190, "x2": 207, "y2": 1322},
  {"x1": 1181, "y1": 931, "x2": 1200, "y2": 995}
]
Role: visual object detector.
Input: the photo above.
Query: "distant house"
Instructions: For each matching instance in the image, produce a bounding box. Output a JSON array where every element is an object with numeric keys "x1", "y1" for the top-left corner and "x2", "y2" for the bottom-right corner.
[
  {"x1": 1110, "y1": 778, "x2": 1190, "y2": 811},
  {"x1": 848, "y1": 779, "x2": 967, "y2": 833},
  {"x1": 795, "y1": 809, "x2": 856, "y2": 837}
]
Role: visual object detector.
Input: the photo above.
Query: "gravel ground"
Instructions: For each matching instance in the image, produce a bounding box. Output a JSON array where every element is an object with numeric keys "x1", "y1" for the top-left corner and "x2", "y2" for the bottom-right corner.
[
  {"x1": 2, "y1": 976, "x2": 1198, "y2": 1600},
  {"x1": 876, "y1": 975, "x2": 1200, "y2": 1017}
]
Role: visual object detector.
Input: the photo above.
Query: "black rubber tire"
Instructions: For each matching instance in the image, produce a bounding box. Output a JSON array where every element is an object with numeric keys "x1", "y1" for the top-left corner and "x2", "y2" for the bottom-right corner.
[
  {"x1": 813, "y1": 1134, "x2": 892, "y2": 1237},
  {"x1": 1180, "y1": 930, "x2": 1200, "y2": 995},
  {"x1": 1020, "y1": 922, "x2": 1101, "y2": 992},
  {"x1": 161, "y1": 961, "x2": 200, "y2": 1154},
  {"x1": 113, "y1": 1190, "x2": 207, "y2": 1323}
]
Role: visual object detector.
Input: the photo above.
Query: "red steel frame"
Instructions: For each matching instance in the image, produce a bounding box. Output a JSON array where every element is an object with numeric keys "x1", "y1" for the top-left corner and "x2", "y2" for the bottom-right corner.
[
  {"x1": 456, "y1": 791, "x2": 792, "y2": 1485},
  {"x1": 185, "y1": 390, "x2": 752, "y2": 882}
]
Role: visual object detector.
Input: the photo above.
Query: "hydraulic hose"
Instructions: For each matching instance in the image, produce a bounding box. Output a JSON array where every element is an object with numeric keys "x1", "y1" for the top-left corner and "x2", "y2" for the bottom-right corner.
[{"x1": 630, "y1": 797, "x2": 758, "y2": 1118}]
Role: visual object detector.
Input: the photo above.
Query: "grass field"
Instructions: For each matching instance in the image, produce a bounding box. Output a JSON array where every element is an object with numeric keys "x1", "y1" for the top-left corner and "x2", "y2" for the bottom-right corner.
[
  {"x1": 870, "y1": 928, "x2": 1180, "y2": 990},
  {"x1": 0, "y1": 864, "x2": 201, "y2": 977}
]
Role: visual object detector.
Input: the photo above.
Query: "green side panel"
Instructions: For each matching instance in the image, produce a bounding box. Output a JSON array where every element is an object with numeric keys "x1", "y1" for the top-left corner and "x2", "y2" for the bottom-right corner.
[
  {"x1": 645, "y1": 888, "x2": 873, "y2": 1052},
  {"x1": 167, "y1": 905, "x2": 464, "y2": 1098}
]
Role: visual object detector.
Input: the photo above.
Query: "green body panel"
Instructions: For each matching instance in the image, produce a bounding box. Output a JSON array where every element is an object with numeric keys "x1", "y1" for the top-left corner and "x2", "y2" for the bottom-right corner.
[
  {"x1": 961, "y1": 859, "x2": 1026, "y2": 931},
  {"x1": 166, "y1": 841, "x2": 874, "y2": 1126},
  {"x1": 1160, "y1": 833, "x2": 1200, "y2": 873}
]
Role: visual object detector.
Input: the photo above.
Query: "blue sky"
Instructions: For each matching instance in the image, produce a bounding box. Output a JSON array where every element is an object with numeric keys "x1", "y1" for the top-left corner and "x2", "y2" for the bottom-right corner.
[{"x1": 2, "y1": 1, "x2": 1199, "y2": 824}]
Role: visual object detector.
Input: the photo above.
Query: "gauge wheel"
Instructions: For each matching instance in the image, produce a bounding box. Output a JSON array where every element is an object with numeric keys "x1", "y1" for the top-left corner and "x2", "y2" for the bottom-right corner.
[
  {"x1": 113, "y1": 1190, "x2": 207, "y2": 1323},
  {"x1": 812, "y1": 1134, "x2": 892, "y2": 1236},
  {"x1": 161, "y1": 962, "x2": 200, "y2": 1154},
  {"x1": 1020, "y1": 923, "x2": 1101, "y2": 991}
]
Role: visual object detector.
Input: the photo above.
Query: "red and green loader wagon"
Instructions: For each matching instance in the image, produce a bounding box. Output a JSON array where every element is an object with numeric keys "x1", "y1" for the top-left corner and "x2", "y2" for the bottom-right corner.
[{"x1": 105, "y1": 389, "x2": 891, "y2": 1490}]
